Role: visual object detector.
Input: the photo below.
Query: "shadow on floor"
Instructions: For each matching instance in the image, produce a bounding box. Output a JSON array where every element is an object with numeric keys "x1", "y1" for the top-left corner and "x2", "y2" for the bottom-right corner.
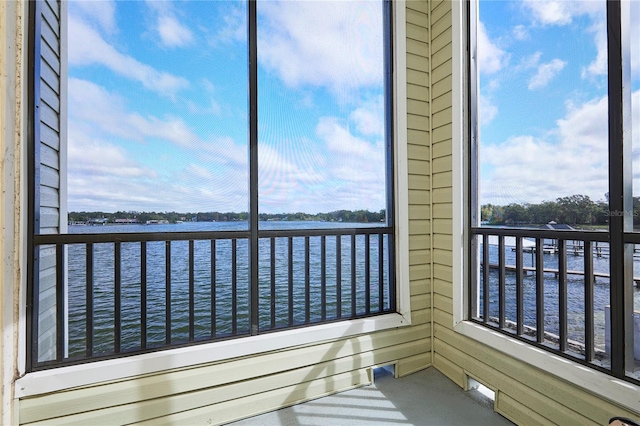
[{"x1": 228, "y1": 367, "x2": 514, "y2": 425}]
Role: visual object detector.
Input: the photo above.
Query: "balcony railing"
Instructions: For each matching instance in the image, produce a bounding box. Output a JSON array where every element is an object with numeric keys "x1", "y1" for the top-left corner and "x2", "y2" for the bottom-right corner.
[
  {"x1": 470, "y1": 227, "x2": 640, "y2": 383},
  {"x1": 29, "y1": 227, "x2": 394, "y2": 370}
]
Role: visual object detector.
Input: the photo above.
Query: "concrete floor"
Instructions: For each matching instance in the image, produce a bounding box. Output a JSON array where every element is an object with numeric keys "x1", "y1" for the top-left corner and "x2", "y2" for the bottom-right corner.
[{"x1": 229, "y1": 367, "x2": 514, "y2": 425}]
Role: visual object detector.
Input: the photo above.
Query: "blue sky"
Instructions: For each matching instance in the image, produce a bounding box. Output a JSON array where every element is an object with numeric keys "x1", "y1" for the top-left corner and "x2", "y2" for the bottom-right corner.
[
  {"x1": 478, "y1": 0, "x2": 640, "y2": 206},
  {"x1": 67, "y1": 0, "x2": 386, "y2": 214}
]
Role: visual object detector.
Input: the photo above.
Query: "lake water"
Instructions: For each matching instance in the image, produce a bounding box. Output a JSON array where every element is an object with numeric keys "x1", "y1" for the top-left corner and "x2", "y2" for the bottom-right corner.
[
  {"x1": 63, "y1": 222, "x2": 639, "y2": 373},
  {"x1": 66, "y1": 221, "x2": 392, "y2": 357},
  {"x1": 478, "y1": 238, "x2": 640, "y2": 357}
]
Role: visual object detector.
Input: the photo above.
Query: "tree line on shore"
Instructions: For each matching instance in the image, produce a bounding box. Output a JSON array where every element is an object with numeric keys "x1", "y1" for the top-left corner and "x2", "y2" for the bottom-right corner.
[
  {"x1": 482, "y1": 194, "x2": 640, "y2": 226},
  {"x1": 68, "y1": 209, "x2": 386, "y2": 224}
]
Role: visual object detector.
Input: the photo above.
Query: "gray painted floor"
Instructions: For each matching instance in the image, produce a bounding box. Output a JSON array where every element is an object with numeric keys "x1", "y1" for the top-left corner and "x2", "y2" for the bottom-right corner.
[{"x1": 228, "y1": 367, "x2": 514, "y2": 425}]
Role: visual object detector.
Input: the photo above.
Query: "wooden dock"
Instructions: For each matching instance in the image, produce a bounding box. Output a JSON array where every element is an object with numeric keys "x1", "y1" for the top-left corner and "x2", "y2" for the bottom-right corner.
[{"x1": 485, "y1": 263, "x2": 640, "y2": 286}]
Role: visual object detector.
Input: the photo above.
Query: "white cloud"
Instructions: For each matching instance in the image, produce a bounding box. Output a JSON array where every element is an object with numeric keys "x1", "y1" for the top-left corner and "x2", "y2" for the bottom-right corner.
[
  {"x1": 528, "y1": 58, "x2": 566, "y2": 89},
  {"x1": 512, "y1": 25, "x2": 529, "y2": 41},
  {"x1": 69, "y1": 135, "x2": 157, "y2": 180},
  {"x1": 69, "y1": 0, "x2": 117, "y2": 34},
  {"x1": 211, "y1": 3, "x2": 246, "y2": 45},
  {"x1": 156, "y1": 15, "x2": 194, "y2": 48},
  {"x1": 69, "y1": 78, "x2": 193, "y2": 147},
  {"x1": 478, "y1": 21, "x2": 508, "y2": 74},
  {"x1": 257, "y1": 1, "x2": 383, "y2": 95},
  {"x1": 481, "y1": 90, "x2": 640, "y2": 205},
  {"x1": 257, "y1": 109, "x2": 387, "y2": 214},
  {"x1": 479, "y1": 94, "x2": 498, "y2": 125},
  {"x1": 67, "y1": 79, "x2": 250, "y2": 212},
  {"x1": 68, "y1": 15, "x2": 189, "y2": 97},
  {"x1": 522, "y1": 1, "x2": 577, "y2": 26},
  {"x1": 582, "y1": 16, "x2": 607, "y2": 78},
  {"x1": 517, "y1": 51, "x2": 542, "y2": 70},
  {"x1": 145, "y1": 1, "x2": 194, "y2": 48},
  {"x1": 521, "y1": 1, "x2": 610, "y2": 80},
  {"x1": 68, "y1": 78, "x2": 245, "y2": 164},
  {"x1": 349, "y1": 96, "x2": 384, "y2": 137}
]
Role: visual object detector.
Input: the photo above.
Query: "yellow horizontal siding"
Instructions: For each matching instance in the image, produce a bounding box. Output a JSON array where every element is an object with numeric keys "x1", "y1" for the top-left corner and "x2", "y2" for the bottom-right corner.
[
  {"x1": 432, "y1": 248, "x2": 452, "y2": 267},
  {"x1": 407, "y1": 68, "x2": 429, "y2": 87},
  {"x1": 407, "y1": 83, "x2": 429, "y2": 101},
  {"x1": 410, "y1": 263, "x2": 430, "y2": 284},
  {"x1": 407, "y1": 52, "x2": 429, "y2": 72},
  {"x1": 411, "y1": 293, "x2": 431, "y2": 311},
  {"x1": 407, "y1": 99, "x2": 429, "y2": 117},
  {"x1": 431, "y1": 58, "x2": 452, "y2": 84},
  {"x1": 434, "y1": 325, "x2": 640, "y2": 425},
  {"x1": 430, "y1": 11, "x2": 451, "y2": 40},
  {"x1": 433, "y1": 278, "x2": 453, "y2": 299},
  {"x1": 429, "y1": 0, "x2": 450, "y2": 24},
  {"x1": 397, "y1": 352, "x2": 432, "y2": 377},
  {"x1": 431, "y1": 171, "x2": 452, "y2": 189},
  {"x1": 432, "y1": 123, "x2": 452, "y2": 144},
  {"x1": 406, "y1": 38, "x2": 429, "y2": 58},
  {"x1": 432, "y1": 76, "x2": 451, "y2": 101},
  {"x1": 406, "y1": 0, "x2": 429, "y2": 15},
  {"x1": 406, "y1": 7, "x2": 427, "y2": 27},
  {"x1": 430, "y1": 31, "x2": 451, "y2": 56},
  {"x1": 431, "y1": 91, "x2": 452, "y2": 114},
  {"x1": 21, "y1": 326, "x2": 432, "y2": 424},
  {"x1": 406, "y1": 22, "x2": 429, "y2": 42}
]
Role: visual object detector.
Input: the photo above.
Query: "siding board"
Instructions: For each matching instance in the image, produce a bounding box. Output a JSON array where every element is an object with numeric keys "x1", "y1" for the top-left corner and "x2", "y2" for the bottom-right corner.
[
  {"x1": 407, "y1": 52, "x2": 429, "y2": 72},
  {"x1": 397, "y1": 352, "x2": 432, "y2": 377},
  {"x1": 406, "y1": 38, "x2": 429, "y2": 58},
  {"x1": 432, "y1": 124, "x2": 452, "y2": 144},
  {"x1": 40, "y1": 164, "x2": 59, "y2": 189},
  {"x1": 431, "y1": 10, "x2": 451, "y2": 39},
  {"x1": 407, "y1": 83, "x2": 429, "y2": 101},
  {"x1": 40, "y1": 19, "x2": 59, "y2": 54},
  {"x1": 407, "y1": 142, "x2": 429, "y2": 159},
  {"x1": 44, "y1": 0, "x2": 59, "y2": 19},
  {"x1": 407, "y1": 69, "x2": 429, "y2": 87},
  {"x1": 432, "y1": 91, "x2": 452, "y2": 114},
  {"x1": 40, "y1": 2, "x2": 59, "y2": 37},
  {"x1": 406, "y1": 8, "x2": 427, "y2": 27},
  {"x1": 435, "y1": 322, "x2": 640, "y2": 424},
  {"x1": 408, "y1": 158, "x2": 429, "y2": 176},
  {"x1": 406, "y1": 0, "x2": 428, "y2": 15},
  {"x1": 432, "y1": 248, "x2": 453, "y2": 267},
  {"x1": 406, "y1": 22, "x2": 429, "y2": 42},
  {"x1": 40, "y1": 60, "x2": 59, "y2": 93},
  {"x1": 407, "y1": 114, "x2": 429, "y2": 131},
  {"x1": 431, "y1": 31, "x2": 451, "y2": 55},
  {"x1": 39, "y1": 102, "x2": 59, "y2": 132},
  {"x1": 430, "y1": 1, "x2": 451, "y2": 28},
  {"x1": 407, "y1": 99, "x2": 429, "y2": 117},
  {"x1": 40, "y1": 41, "x2": 60, "y2": 74},
  {"x1": 20, "y1": 328, "x2": 430, "y2": 424},
  {"x1": 40, "y1": 79, "x2": 60, "y2": 113},
  {"x1": 435, "y1": 336, "x2": 600, "y2": 426},
  {"x1": 432, "y1": 59, "x2": 452, "y2": 84},
  {"x1": 40, "y1": 122, "x2": 59, "y2": 150}
]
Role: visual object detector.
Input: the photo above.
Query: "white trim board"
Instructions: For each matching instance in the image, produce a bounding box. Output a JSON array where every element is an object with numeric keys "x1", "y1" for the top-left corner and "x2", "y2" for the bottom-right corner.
[{"x1": 16, "y1": 313, "x2": 409, "y2": 397}]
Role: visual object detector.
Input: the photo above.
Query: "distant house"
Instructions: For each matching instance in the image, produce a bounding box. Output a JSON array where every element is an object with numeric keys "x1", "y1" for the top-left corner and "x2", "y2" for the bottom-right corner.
[{"x1": 114, "y1": 218, "x2": 139, "y2": 224}]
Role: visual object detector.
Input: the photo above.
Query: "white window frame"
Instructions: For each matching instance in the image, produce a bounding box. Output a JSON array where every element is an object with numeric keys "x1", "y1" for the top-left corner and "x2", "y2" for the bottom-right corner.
[
  {"x1": 450, "y1": 0, "x2": 640, "y2": 413},
  {"x1": 15, "y1": 0, "x2": 411, "y2": 398}
]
